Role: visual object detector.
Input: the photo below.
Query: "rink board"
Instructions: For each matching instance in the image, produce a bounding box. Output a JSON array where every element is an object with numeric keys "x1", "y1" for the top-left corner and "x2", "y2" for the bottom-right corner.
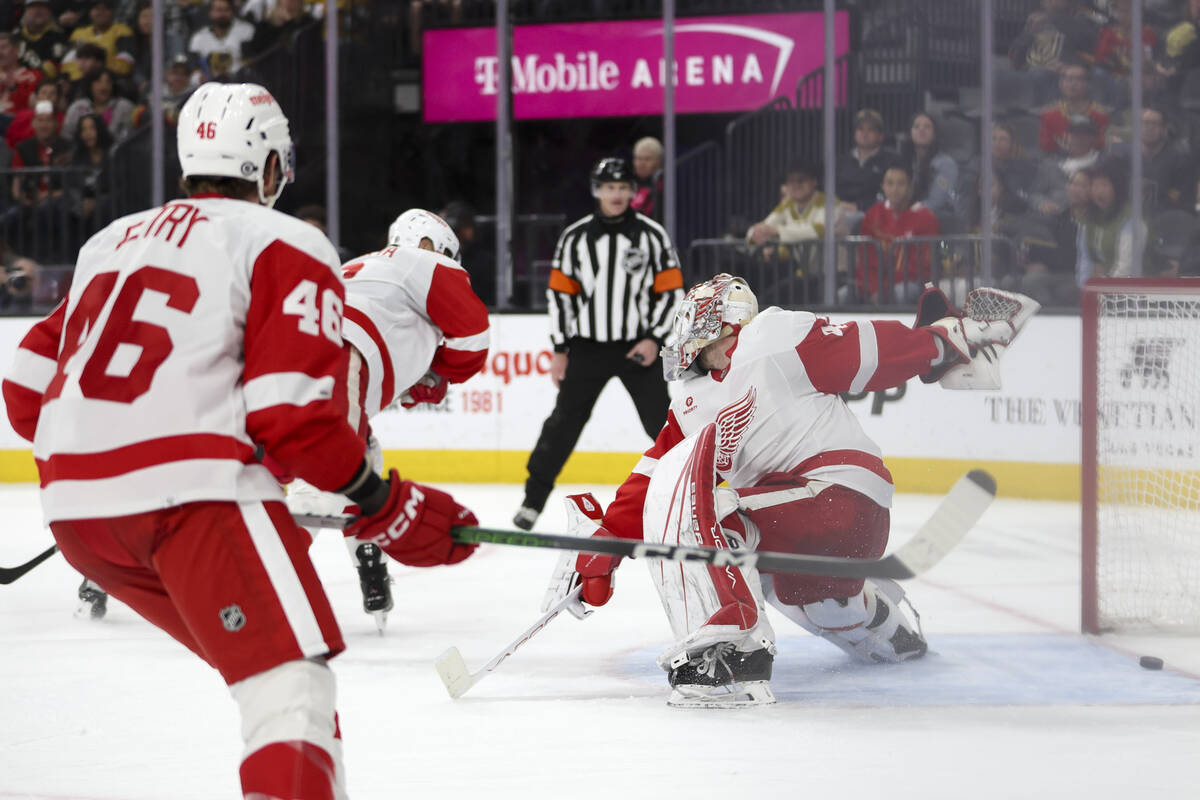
[{"x1": 0, "y1": 312, "x2": 1087, "y2": 498}]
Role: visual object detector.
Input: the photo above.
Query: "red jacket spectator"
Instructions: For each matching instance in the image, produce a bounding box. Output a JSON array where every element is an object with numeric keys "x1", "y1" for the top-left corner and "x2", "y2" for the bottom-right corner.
[
  {"x1": 1038, "y1": 63, "x2": 1110, "y2": 154},
  {"x1": 858, "y1": 197, "x2": 940, "y2": 298},
  {"x1": 0, "y1": 32, "x2": 43, "y2": 113}
]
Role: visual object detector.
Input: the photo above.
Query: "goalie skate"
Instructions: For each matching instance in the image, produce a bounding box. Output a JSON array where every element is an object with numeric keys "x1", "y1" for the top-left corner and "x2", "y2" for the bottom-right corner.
[{"x1": 667, "y1": 642, "x2": 776, "y2": 709}]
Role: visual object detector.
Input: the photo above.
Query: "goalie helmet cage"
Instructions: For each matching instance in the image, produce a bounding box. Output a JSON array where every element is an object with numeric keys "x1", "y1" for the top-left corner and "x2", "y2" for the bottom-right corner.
[{"x1": 1081, "y1": 278, "x2": 1200, "y2": 635}]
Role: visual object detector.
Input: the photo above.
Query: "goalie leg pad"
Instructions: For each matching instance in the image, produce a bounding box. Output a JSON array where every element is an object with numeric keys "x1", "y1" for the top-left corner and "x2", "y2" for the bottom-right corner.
[
  {"x1": 642, "y1": 424, "x2": 773, "y2": 667},
  {"x1": 233, "y1": 658, "x2": 345, "y2": 800},
  {"x1": 765, "y1": 576, "x2": 927, "y2": 664}
]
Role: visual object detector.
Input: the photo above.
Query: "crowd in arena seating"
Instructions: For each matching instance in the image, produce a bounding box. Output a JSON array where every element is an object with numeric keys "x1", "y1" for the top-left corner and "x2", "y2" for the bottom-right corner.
[
  {"x1": 739, "y1": 0, "x2": 1200, "y2": 308},
  {"x1": 0, "y1": 0, "x2": 328, "y2": 308}
]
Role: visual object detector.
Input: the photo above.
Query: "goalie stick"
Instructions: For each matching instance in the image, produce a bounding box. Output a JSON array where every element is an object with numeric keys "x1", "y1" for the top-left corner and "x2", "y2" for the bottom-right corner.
[
  {"x1": 296, "y1": 469, "x2": 996, "y2": 580},
  {"x1": 433, "y1": 585, "x2": 588, "y2": 699},
  {"x1": 0, "y1": 544, "x2": 59, "y2": 585}
]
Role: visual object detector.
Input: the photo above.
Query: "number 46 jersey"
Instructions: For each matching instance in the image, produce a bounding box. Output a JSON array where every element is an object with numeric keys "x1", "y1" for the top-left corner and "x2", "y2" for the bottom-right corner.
[{"x1": 2, "y1": 198, "x2": 368, "y2": 523}]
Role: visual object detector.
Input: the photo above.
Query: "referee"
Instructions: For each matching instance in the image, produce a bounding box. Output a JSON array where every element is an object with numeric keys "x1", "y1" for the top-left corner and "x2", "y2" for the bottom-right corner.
[{"x1": 513, "y1": 157, "x2": 684, "y2": 530}]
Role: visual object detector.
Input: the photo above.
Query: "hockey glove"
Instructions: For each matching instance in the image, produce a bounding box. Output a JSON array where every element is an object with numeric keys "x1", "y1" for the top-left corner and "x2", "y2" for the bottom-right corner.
[
  {"x1": 575, "y1": 530, "x2": 622, "y2": 606},
  {"x1": 400, "y1": 370, "x2": 448, "y2": 409},
  {"x1": 345, "y1": 469, "x2": 478, "y2": 567},
  {"x1": 542, "y1": 492, "x2": 617, "y2": 612}
]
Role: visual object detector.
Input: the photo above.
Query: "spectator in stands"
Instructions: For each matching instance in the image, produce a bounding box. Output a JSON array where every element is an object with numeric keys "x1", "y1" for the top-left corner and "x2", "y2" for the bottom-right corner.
[
  {"x1": 245, "y1": 0, "x2": 312, "y2": 61},
  {"x1": 1079, "y1": 157, "x2": 1145, "y2": 280},
  {"x1": 188, "y1": 0, "x2": 255, "y2": 78},
  {"x1": 53, "y1": 1, "x2": 89, "y2": 34},
  {"x1": 0, "y1": 254, "x2": 36, "y2": 312},
  {"x1": 1018, "y1": 168, "x2": 1091, "y2": 305},
  {"x1": 62, "y1": 0, "x2": 134, "y2": 80},
  {"x1": 64, "y1": 42, "x2": 106, "y2": 102},
  {"x1": 13, "y1": 0, "x2": 69, "y2": 80},
  {"x1": 1009, "y1": 0, "x2": 1101, "y2": 104},
  {"x1": 1094, "y1": 0, "x2": 1157, "y2": 79},
  {"x1": 1161, "y1": 0, "x2": 1200, "y2": 88},
  {"x1": 851, "y1": 163, "x2": 940, "y2": 305},
  {"x1": 836, "y1": 108, "x2": 903, "y2": 231},
  {"x1": 65, "y1": 111, "x2": 113, "y2": 237},
  {"x1": 630, "y1": 136, "x2": 663, "y2": 222},
  {"x1": 747, "y1": 159, "x2": 840, "y2": 246},
  {"x1": 1059, "y1": 113, "x2": 1103, "y2": 177},
  {"x1": 1112, "y1": 106, "x2": 1196, "y2": 214},
  {"x1": 5, "y1": 79, "x2": 62, "y2": 148},
  {"x1": 127, "y1": 0, "x2": 156, "y2": 100},
  {"x1": 978, "y1": 121, "x2": 1038, "y2": 204},
  {"x1": 63, "y1": 68, "x2": 135, "y2": 143},
  {"x1": 0, "y1": 32, "x2": 43, "y2": 114},
  {"x1": 1039, "y1": 62, "x2": 1110, "y2": 155},
  {"x1": 162, "y1": 53, "x2": 197, "y2": 126},
  {"x1": 1029, "y1": 114, "x2": 1100, "y2": 217},
  {"x1": 900, "y1": 112, "x2": 959, "y2": 226},
  {"x1": 5, "y1": 99, "x2": 70, "y2": 254}
]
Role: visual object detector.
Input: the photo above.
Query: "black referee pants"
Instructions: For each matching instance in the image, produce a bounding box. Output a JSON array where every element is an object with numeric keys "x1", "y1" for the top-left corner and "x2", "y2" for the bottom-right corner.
[{"x1": 522, "y1": 338, "x2": 670, "y2": 512}]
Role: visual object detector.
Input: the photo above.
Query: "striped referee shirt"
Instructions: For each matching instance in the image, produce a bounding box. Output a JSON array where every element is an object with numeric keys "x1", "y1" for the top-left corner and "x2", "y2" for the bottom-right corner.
[{"x1": 547, "y1": 210, "x2": 684, "y2": 351}]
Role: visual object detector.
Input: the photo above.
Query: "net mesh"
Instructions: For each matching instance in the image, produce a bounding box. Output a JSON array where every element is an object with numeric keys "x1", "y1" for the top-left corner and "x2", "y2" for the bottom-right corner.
[{"x1": 1093, "y1": 292, "x2": 1200, "y2": 632}]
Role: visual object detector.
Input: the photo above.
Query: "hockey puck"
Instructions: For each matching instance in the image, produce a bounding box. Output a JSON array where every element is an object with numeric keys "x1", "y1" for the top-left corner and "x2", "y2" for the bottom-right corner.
[{"x1": 1139, "y1": 656, "x2": 1164, "y2": 670}]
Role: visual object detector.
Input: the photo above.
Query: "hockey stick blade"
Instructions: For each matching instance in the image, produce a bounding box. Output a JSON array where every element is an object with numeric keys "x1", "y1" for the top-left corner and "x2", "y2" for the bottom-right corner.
[
  {"x1": 433, "y1": 586, "x2": 585, "y2": 699},
  {"x1": 434, "y1": 647, "x2": 474, "y2": 699},
  {"x1": 295, "y1": 470, "x2": 996, "y2": 580},
  {"x1": 0, "y1": 544, "x2": 59, "y2": 585}
]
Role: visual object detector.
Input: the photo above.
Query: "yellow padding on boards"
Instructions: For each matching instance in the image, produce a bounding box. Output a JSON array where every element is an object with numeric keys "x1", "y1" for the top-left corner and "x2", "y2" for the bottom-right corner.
[{"x1": 0, "y1": 449, "x2": 1081, "y2": 501}]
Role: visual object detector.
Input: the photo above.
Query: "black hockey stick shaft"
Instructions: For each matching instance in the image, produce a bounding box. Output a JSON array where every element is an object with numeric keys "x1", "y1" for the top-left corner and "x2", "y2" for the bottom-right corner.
[
  {"x1": 297, "y1": 470, "x2": 996, "y2": 580},
  {"x1": 0, "y1": 544, "x2": 59, "y2": 585}
]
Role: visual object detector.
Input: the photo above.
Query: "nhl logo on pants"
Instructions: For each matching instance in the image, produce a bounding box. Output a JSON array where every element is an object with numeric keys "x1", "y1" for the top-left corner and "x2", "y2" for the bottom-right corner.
[{"x1": 220, "y1": 604, "x2": 246, "y2": 632}]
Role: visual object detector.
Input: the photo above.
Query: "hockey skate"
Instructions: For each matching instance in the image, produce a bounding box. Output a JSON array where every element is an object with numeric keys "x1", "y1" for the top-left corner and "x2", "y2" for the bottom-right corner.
[
  {"x1": 354, "y1": 543, "x2": 393, "y2": 634},
  {"x1": 666, "y1": 642, "x2": 776, "y2": 709},
  {"x1": 512, "y1": 505, "x2": 539, "y2": 531},
  {"x1": 75, "y1": 579, "x2": 107, "y2": 621}
]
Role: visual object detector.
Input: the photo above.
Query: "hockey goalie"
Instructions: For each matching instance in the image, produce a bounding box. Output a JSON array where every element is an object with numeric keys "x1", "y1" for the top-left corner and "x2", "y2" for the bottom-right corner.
[{"x1": 545, "y1": 274, "x2": 1037, "y2": 707}]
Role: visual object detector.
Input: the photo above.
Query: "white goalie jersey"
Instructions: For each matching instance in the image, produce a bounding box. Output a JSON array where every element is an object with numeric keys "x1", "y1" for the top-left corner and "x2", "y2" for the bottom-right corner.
[{"x1": 602, "y1": 306, "x2": 957, "y2": 539}]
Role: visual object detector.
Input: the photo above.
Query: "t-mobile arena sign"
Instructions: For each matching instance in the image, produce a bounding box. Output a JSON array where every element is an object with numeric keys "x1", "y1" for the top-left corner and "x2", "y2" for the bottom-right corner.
[{"x1": 422, "y1": 12, "x2": 850, "y2": 122}]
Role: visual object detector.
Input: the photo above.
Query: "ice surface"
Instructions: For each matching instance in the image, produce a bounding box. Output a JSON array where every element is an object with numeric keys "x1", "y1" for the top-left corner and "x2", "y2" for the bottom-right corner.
[{"x1": 1, "y1": 483, "x2": 1197, "y2": 799}]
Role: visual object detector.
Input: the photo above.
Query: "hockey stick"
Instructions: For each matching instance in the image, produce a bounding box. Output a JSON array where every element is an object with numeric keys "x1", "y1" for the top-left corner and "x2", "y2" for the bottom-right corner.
[
  {"x1": 0, "y1": 544, "x2": 59, "y2": 585},
  {"x1": 433, "y1": 586, "x2": 587, "y2": 699},
  {"x1": 295, "y1": 469, "x2": 996, "y2": 580}
]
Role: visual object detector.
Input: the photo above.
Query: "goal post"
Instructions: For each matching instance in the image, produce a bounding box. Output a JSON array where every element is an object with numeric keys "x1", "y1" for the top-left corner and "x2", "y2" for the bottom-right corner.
[{"x1": 1081, "y1": 278, "x2": 1200, "y2": 634}]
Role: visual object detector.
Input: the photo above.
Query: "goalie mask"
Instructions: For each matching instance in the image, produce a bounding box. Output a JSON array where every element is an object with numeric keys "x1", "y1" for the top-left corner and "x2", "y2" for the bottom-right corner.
[
  {"x1": 387, "y1": 209, "x2": 461, "y2": 262},
  {"x1": 662, "y1": 274, "x2": 758, "y2": 381}
]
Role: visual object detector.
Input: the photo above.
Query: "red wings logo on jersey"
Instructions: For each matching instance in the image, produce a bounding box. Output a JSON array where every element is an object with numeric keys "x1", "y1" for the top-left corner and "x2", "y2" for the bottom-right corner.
[{"x1": 714, "y1": 387, "x2": 757, "y2": 471}]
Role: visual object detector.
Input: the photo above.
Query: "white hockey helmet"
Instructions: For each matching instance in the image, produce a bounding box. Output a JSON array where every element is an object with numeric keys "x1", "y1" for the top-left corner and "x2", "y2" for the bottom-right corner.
[
  {"x1": 387, "y1": 208, "x2": 461, "y2": 262},
  {"x1": 177, "y1": 82, "x2": 293, "y2": 207},
  {"x1": 662, "y1": 273, "x2": 758, "y2": 381}
]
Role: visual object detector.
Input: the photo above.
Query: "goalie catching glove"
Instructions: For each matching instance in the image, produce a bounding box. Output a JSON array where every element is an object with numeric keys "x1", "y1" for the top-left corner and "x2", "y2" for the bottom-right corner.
[
  {"x1": 343, "y1": 468, "x2": 478, "y2": 567},
  {"x1": 916, "y1": 285, "x2": 1039, "y2": 388}
]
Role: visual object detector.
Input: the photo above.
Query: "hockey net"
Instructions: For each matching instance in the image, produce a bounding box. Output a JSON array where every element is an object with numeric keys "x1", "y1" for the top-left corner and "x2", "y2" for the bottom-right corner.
[{"x1": 1082, "y1": 279, "x2": 1200, "y2": 634}]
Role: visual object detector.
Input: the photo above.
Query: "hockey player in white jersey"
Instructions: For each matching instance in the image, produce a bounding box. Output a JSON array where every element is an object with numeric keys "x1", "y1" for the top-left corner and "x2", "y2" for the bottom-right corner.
[
  {"x1": 2, "y1": 83, "x2": 480, "y2": 798},
  {"x1": 284, "y1": 208, "x2": 491, "y2": 630},
  {"x1": 544, "y1": 273, "x2": 1036, "y2": 707}
]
